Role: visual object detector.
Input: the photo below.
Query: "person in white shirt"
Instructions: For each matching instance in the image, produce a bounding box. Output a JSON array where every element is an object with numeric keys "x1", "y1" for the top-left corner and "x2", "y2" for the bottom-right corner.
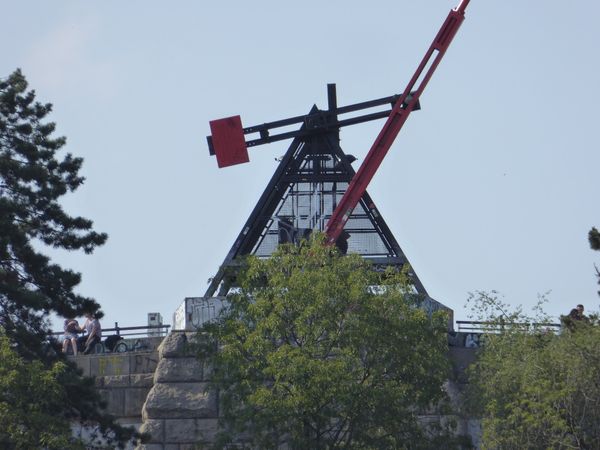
[{"x1": 82, "y1": 313, "x2": 102, "y2": 355}]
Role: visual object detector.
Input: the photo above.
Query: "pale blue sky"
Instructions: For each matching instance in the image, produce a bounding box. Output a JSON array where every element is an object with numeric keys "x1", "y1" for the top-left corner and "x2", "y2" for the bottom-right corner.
[{"x1": 2, "y1": 1, "x2": 599, "y2": 330}]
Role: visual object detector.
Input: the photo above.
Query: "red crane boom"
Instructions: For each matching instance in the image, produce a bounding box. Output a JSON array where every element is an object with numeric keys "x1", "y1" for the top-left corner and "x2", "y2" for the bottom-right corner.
[{"x1": 325, "y1": 0, "x2": 470, "y2": 245}]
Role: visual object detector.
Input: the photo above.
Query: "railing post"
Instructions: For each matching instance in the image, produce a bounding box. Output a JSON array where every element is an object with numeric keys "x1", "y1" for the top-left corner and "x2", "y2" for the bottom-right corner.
[{"x1": 115, "y1": 322, "x2": 120, "y2": 337}]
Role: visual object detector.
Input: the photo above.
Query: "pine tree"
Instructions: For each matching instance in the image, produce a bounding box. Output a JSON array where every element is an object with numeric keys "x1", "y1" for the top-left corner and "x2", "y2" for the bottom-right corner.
[
  {"x1": 590, "y1": 227, "x2": 600, "y2": 251},
  {"x1": 590, "y1": 227, "x2": 600, "y2": 296},
  {"x1": 0, "y1": 69, "x2": 107, "y2": 351},
  {"x1": 0, "y1": 69, "x2": 142, "y2": 447}
]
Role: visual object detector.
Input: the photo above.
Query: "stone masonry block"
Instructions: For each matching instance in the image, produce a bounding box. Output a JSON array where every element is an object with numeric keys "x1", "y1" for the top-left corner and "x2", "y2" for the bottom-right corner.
[
  {"x1": 91, "y1": 354, "x2": 131, "y2": 377},
  {"x1": 135, "y1": 444, "x2": 164, "y2": 450},
  {"x1": 98, "y1": 388, "x2": 125, "y2": 417},
  {"x1": 181, "y1": 445, "x2": 206, "y2": 450},
  {"x1": 154, "y1": 357, "x2": 203, "y2": 383},
  {"x1": 131, "y1": 352, "x2": 160, "y2": 374},
  {"x1": 131, "y1": 373, "x2": 155, "y2": 387},
  {"x1": 158, "y1": 332, "x2": 187, "y2": 359},
  {"x1": 143, "y1": 382, "x2": 217, "y2": 419},
  {"x1": 139, "y1": 418, "x2": 164, "y2": 443},
  {"x1": 125, "y1": 387, "x2": 152, "y2": 418},
  {"x1": 71, "y1": 355, "x2": 91, "y2": 377},
  {"x1": 99, "y1": 375, "x2": 130, "y2": 388},
  {"x1": 202, "y1": 360, "x2": 213, "y2": 381},
  {"x1": 162, "y1": 418, "x2": 218, "y2": 445},
  {"x1": 164, "y1": 419, "x2": 198, "y2": 443},
  {"x1": 196, "y1": 418, "x2": 219, "y2": 443}
]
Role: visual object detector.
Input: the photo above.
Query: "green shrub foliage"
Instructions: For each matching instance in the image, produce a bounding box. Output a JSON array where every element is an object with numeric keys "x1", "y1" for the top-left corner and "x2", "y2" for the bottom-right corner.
[
  {"x1": 467, "y1": 292, "x2": 600, "y2": 449},
  {"x1": 197, "y1": 235, "x2": 456, "y2": 449}
]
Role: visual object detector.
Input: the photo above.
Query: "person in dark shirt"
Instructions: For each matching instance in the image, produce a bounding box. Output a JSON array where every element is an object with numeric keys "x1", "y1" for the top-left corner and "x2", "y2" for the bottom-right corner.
[
  {"x1": 569, "y1": 304, "x2": 586, "y2": 321},
  {"x1": 82, "y1": 313, "x2": 102, "y2": 355},
  {"x1": 562, "y1": 304, "x2": 589, "y2": 331}
]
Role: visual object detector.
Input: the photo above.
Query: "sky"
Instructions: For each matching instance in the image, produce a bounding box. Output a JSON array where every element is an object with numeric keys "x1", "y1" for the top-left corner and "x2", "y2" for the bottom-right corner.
[{"x1": 2, "y1": 0, "x2": 599, "y2": 331}]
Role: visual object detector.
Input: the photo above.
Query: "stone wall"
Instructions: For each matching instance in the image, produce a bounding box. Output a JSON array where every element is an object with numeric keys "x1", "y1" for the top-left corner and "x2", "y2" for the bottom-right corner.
[
  {"x1": 139, "y1": 332, "x2": 218, "y2": 450},
  {"x1": 75, "y1": 332, "x2": 482, "y2": 448},
  {"x1": 134, "y1": 332, "x2": 482, "y2": 450},
  {"x1": 70, "y1": 339, "x2": 162, "y2": 433}
]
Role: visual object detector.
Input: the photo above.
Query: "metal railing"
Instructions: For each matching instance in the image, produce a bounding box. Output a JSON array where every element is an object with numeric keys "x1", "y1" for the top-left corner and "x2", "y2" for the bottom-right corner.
[
  {"x1": 456, "y1": 320, "x2": 561, "y2": 334},
  {"x1": 51, "y1": 323, "x2": 171, "y2": 355},
  {"x1": 105, "y1": 323, "x2": 171, "y2": 338},
  {"x1": 51, "y1": 323, "x2": 171, "y2": 338}
]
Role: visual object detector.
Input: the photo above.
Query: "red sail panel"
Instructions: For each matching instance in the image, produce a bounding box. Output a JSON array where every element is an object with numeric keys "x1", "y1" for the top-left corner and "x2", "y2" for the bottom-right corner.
[{"x1": 209, "y1": 115, "x2": 249, "y2": 168}]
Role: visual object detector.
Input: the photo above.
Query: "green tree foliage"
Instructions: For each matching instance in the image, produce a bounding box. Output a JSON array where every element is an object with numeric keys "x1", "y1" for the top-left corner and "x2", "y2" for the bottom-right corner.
[
  {"x1": 197, "y1": 235, "x2": 458, "y2": 449},
  {"x1": 589, "y1": 227, "x2": 600, "y2": 296},
  {"x1": 467, "y1": 292, "x2": 600, "y2": 449},
  {"x1": 0, "y1": 69, "x2": 142, "y2": 447},
  {"x1": 589, "y1": 227, "x2": 600, "y2": 251},
  {"x1": 0, "y1": 332, "x2": 79, "y2": 449},
  {"x1": 0, "y1": 69, "x2": 106, "y2": 353}
]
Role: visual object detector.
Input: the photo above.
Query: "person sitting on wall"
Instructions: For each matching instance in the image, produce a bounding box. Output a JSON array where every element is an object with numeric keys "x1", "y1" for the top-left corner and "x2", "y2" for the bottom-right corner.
[
  {"x1": 62, "y1": 318, "x2": 82, "y2": 355},
  {"x1": 81, "y1": 312, "x2": 102, "y2": 355}
]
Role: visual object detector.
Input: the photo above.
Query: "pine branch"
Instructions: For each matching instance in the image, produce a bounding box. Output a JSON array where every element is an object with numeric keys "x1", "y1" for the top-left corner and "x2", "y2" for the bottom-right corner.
[{"x1": 590, "y1": 227, "x2": 600, "y2": 251}]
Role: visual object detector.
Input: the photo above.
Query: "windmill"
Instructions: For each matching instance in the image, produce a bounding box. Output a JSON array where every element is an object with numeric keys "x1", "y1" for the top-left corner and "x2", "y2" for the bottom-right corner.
[{"x1": 202, "y1": 0, "x2": 470, "y2": 320}]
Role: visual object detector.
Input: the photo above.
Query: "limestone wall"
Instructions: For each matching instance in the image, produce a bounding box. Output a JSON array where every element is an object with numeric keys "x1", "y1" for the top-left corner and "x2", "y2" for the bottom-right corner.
[
  {"x1": 70, "y1": 341, "x2": 162, "y2": 430},
  {"x1": 77, "y1": 333, "x2": 481, "y2": 449},
  {"x1": 139, "y1": 332, "x2": 218, "y2": 450},
  {"x1": 135, "y1": 332, "x2": 482, "y2": 449}
]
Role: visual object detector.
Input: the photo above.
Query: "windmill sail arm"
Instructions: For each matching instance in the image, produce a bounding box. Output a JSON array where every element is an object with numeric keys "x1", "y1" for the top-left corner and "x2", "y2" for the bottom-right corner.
[{"x1": 325, "y1": 0, "x2": 470, "y2": 244}]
